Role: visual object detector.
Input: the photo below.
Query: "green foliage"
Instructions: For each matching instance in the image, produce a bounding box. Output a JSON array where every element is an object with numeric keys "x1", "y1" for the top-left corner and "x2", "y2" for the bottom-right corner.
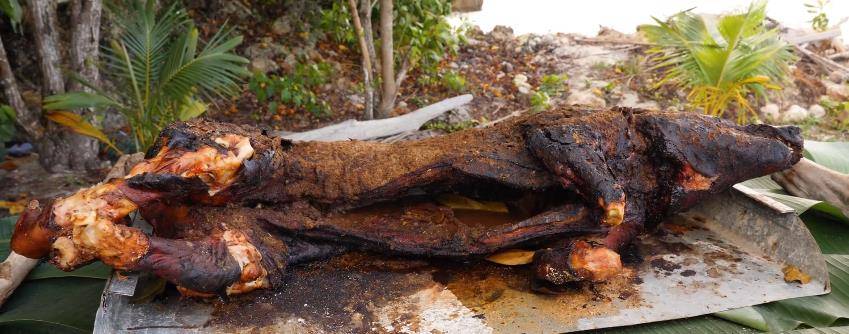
[
  {"x1": 0, "y1": 0, "x2": 22, "y2": 32},
  {"x1": 320, "y1": 0, "x2": 465, "y2": 81},
  {"x1": 441, "y1": 70, "x2": 466, "y2": 92},
  {"x1": 248, "y1": 64, "x2": 331, "y2": 117},
  {"x1": 805, "y1": 0, "x2": 830, "y2": 32},
  {"x1": 319, "y1": 1, "x2": 356, "y2": 46},
  {"x1": 819, "y1": 96, "x2": 849, "y2": 130},
  {"x1": 529, "y1": 90, "x2": 551, "y2": 113},
  {"x1": 0, "y1": 105, "x2": 15, "y2": 158},
  {"x1": 43, "y1": 0, "x2": 248, "y2": 152},
  {"x1": 539, "y1": 74, "x2": 569, "y2": 96},
  {"x1": 640, "y1": 1, "x2": 794, "y2": 124},
  {"x1": 422, "y1": 119, "x2": 477, "y2": 133}
]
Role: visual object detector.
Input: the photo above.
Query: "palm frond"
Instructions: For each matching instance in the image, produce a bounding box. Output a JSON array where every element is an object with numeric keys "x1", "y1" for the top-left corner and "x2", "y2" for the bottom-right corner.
[
  {"x1": 640, "y1": 0, "x2": 794, "y2": 124},
  {"x1": 155, "y1": 25, "x2": 248, "y2": 106},
  {"x1": 45, "y1": 0, "x2": 247, "y2": 152}
]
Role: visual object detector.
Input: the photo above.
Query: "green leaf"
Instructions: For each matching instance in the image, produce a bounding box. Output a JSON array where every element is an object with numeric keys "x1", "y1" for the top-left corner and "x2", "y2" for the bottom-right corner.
[
  {"x1": 0, "y1": 277, "x2": 106, "y2": 334},
  {"x1": 606, "y1": 315, "x2": 759, "y2": 333},
  {"x1": 0, "y1": 105, "x2": 15, "y2": 157},
  {"x1": 0, "y1": 0, "x2": 22, "y2": 32},
  {"x1": 176, "y1": 98, "x2": 207, "y2": 121},
  {"x1": 714, "y1": 307, "x2": 769, "y2": 331},
  {"x1": 804, "y1": 141, "x2": 849, "y2": 174},
  {"x1": 42, "y1": 92, "x2": 122, "y2": 111}
]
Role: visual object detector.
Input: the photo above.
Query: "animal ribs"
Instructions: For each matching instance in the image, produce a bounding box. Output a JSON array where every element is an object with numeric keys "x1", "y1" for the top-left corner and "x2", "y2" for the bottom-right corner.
[{"x1": 9, "y1": 107, "x2": 803, "y2": 296}]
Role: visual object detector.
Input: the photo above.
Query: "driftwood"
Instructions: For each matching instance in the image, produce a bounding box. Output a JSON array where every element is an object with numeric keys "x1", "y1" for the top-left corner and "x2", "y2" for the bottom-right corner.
[{"x1": 280, "y1": 94, "x2": 473, "y2": 141}]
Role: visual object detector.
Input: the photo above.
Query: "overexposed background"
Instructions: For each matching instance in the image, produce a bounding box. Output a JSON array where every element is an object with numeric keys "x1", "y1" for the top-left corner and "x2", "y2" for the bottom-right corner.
[{"x1": 453, "y1": 0, "x2": 849, "y2": 37}]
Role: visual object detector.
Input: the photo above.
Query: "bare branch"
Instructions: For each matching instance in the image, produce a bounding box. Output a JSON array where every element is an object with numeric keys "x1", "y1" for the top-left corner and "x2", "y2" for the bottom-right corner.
[
  {"x1": 394, "y1": 47, "x2": 411, "y2": 90},
  {"x1": 360, "y1": 0, "x2": 380, "y2": 79},
  {"x1": 348, "y1": 0, "x2": 374, "y2": 120}
]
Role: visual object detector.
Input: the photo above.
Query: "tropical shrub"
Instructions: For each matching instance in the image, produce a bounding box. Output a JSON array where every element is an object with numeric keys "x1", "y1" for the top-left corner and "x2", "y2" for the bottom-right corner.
[
  {"x1": 320, "y1": 0, "x2": 464, "y2": 79},
  {"x1": 43, "y1": 0, "x2": 248, "y2": 152},
  {"x1": 529, "y1": 90, "x2": 551, "y2": 113},
  {"x1": 539, "y1": 74, "x2": 569, "y2": 96},
  {"x1": 248, "y1": 64, "x2": 331, "y2": 118},
  {"x1": 441, "y1": 70, "x2": 467, "y2": 92},
  {"x1": 640, "y1": 1, "x2": 794, "y2": 123}
]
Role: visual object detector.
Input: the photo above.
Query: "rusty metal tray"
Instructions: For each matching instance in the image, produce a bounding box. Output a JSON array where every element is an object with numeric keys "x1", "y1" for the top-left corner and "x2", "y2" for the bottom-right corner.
[{"x1": 92, "y1": 184, "x2": 829, "y2": 333}]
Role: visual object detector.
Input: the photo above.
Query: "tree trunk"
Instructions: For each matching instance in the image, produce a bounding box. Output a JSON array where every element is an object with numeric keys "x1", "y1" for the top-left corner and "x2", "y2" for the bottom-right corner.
[
  {"x1": 348, "y1": 0, "x2": 374, "y2": 120},
  {"x1": 69, "y1": 0, "x2": 102, "y2": 92},
  {"x1": 29, "y1": 0, "x2": 64, "y2": 95},
  {"x1": 376, "y1": 0, "x2": 395, "y2": 118},
  {"x1": 30, "y1": 0, "x2": 101, "y2": 171},
  {"x1": 0, "y1": 35, "x2": 43, "y2": 140}
]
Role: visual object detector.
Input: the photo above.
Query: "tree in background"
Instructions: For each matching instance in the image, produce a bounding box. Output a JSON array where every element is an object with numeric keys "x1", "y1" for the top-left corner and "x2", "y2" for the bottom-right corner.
[
  {"x1": 0, "y1": 0, "x2": 103, "y2": 171},
  {"x1": 324, "y1": 0, "x2": 462, "y2": 119}
]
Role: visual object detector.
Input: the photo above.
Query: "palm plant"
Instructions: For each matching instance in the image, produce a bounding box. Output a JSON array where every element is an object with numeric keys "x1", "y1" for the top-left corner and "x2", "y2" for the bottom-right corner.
[
  {"x1": 43, "y1": 0, "x2": 248, "y2": 152},
  {"x1": 640, "y1": 1, "x2": 794, "y2": 124}
]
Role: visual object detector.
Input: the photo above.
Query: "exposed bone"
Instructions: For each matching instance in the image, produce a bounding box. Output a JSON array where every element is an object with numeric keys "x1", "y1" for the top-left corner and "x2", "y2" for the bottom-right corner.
[{"x1": 0, "y1": 252, "x2": 39, "y2": 306}]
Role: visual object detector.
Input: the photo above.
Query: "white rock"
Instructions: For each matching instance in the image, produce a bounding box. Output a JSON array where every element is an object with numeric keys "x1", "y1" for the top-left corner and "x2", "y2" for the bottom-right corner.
[
  {"x1": 513, "y1": 74, "x2": 532, "y2": 95},
  {"x1": 825, "y1": 81, "x2": 849, "y2": 100},
  {"x1": 249, "y1": 57, "x2": 278, "y2": 74},
  {"x1": 512, "y1": 74, "x2": 528, "y2": 85},
  {"x1": 782, "y1": 105, "x2": 809, "y2": 122},
  {"x1": 619, "y1": 92, "x2": 640, "y2": 108},
  {"x1": 271, "y1": 17, "x2": 292, "y2": 35},
  {"x1": 490, "y1": 25, "x2": 514, "y2": 41},
  {"x1": 760, "y1": 103, "x2": 780, "y2": 120},
  {"x1": 566, "y1": 90, "x2": 606, "y2": 108},
  {"x1": 809, "y1": 104, "x2": 827, "y2": 118},
  {"x1": 829, "y1": 71, "x2": 847, "y2": 84},
  {"x1": 347, "y1": 94, "x2": 365, "y2": 105}
]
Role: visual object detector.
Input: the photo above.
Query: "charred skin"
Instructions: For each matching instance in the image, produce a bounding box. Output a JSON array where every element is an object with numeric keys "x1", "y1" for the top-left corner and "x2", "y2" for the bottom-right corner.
[{"x1": 9, "y1": 107, "x2": 803, "y2": 296}]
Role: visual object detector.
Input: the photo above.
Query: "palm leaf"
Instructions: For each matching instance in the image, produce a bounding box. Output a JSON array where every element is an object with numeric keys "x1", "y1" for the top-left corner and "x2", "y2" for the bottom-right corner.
[
  {"x1": 640, "y1": 1, "x2": 794, "y2": 123},
  {"x1": 44, "y1": 111, "x2": 123, "y2": 154},
  {"x1": 0, "y1": 0, "x2": 22, "y2": 32},
  {"x1": 155, "y1": 25, "x2": 248, "y2": 105}
]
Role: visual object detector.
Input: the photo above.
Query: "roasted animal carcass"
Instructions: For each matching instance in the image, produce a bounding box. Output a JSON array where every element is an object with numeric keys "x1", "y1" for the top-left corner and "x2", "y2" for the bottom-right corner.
[{"x1": 8, "y1": 107, "x2": 803, "y2": 297}]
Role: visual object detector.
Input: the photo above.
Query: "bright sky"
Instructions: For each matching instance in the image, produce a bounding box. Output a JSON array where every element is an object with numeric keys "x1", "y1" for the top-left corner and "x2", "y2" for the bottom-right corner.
[{"x1": 453, "y1": 0, "x2": 849, "y2": 38}]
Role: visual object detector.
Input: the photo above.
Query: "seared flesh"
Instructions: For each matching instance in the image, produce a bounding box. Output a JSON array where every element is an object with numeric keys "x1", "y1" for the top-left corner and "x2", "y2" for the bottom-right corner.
[{"x1": 10, "y1": 107, "x2": 803, "y2": 296}]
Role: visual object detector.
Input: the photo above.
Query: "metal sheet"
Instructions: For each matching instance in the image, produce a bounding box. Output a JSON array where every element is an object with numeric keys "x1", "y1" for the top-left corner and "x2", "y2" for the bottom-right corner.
[{"x1": 93, "y1": 186, "x2": 829, "y2": 333}]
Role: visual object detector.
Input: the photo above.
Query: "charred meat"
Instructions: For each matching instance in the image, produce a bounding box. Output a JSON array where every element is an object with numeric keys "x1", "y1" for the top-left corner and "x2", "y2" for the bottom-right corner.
[{"x1": 9, "y1": 107, "x2": 803, "y2": 296}]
